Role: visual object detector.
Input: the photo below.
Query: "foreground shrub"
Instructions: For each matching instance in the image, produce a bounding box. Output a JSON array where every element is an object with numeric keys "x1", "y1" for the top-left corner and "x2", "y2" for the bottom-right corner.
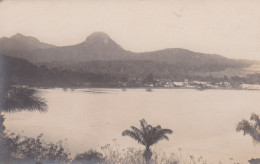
[
  {"x1": 72, "y1": 149, "x2": 103, "y2": 164},
  {"x1": 236, "y1": 113, "x2": 260, "y2": 144},
  {"x1": 2, "y1": 133, "x2": 71, "y2": 164},
  {"x1": 1, "y1": 133, "x2": 217, "y2": 164},
  {"x1": 249, "y1": 158, "x2": 260, "y2": 164},
  {"x1": 101, "y1": 144, "x2": 145, "y2": 164}
]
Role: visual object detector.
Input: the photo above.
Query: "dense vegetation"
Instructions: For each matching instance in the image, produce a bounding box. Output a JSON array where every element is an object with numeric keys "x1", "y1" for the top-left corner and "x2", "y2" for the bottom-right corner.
[
  {"x1": 2, "y1": 55, "x2": 117, "y2": 88},
  {"x1": 2, "y1": 132, "x2": 213, "y2": 164},
  {"x1": 2, "y1": 133, "x2": 70, "y2": 164},
  {"x1": 2, "y1": 113, "x2": 259, "y2": 164},
  {"x1": 2, "y1": 55, "x2": 260, "y2": 89}
]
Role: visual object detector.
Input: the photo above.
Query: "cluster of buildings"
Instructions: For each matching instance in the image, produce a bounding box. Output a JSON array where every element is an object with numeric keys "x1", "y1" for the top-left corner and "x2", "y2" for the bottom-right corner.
[{"x1": 118, "y1": 78, "x2": 260, "y2": 90}]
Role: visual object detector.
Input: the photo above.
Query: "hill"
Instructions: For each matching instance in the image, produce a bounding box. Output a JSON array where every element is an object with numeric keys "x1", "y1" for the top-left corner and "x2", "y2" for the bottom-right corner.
[
  {"x1": 1, "y1": 55, "x2": 117, "y2": 88},
  {"x1": 0, "y1": 32, "x2": 253, "y2": 77},
  {"x1": 0, "y1": 33, "x2": 55, "y2": 51}
]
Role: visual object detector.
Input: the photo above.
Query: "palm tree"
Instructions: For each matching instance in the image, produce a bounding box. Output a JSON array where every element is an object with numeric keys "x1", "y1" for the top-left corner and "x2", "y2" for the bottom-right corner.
[
  {"x1": 0, "y1": 53, "x2": 47, "y2": 162},
  {"x1": 0, "y1": 86, "x2": 47, "y2": 162},
  {"x1": 236, "y1": 113, "x2": 260, "y2": 143},
  {"x1": 122, "y1": 119, "x2": 173, "y2": 164},
  {"x1": 1, "y1": 87, "x2": 47, "y2": 113}
]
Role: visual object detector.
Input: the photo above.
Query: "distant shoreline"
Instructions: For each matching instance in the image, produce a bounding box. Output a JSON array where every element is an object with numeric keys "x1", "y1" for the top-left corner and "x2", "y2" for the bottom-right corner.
[{"x1": 26, "y1": 85, "x2": 260, "y2": 91}]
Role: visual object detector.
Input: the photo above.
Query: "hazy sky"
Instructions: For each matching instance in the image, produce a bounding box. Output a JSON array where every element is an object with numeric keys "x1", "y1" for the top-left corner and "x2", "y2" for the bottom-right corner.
[{"x1": 0, "y1": 0, "x2": 260, "y2": 60}]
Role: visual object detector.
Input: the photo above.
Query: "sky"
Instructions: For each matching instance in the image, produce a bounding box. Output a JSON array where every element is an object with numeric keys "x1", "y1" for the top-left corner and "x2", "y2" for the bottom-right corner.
[{"x1": 0, "y1": 0, "x2": 260, "y2": 60}]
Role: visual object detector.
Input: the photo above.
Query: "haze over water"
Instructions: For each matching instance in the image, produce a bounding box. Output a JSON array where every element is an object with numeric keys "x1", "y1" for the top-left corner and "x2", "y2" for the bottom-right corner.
[{"x1": 4, "y1": 88, "x2": 260, "y2": 163}]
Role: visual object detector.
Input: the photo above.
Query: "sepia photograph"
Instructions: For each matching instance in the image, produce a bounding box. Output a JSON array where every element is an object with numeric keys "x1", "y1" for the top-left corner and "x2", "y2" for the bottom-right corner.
[{"x1": 0, "y1": 0, "x2": 260, "y2": 164}]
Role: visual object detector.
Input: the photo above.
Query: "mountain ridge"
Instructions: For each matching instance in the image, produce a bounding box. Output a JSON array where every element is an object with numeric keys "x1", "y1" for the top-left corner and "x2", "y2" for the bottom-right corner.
[
  {"x1": 0, "y1": 33, "x2": 56, "y2": 51},
  {"x1": 0, "y1": 32, "x2": 252, "y2": 74}
]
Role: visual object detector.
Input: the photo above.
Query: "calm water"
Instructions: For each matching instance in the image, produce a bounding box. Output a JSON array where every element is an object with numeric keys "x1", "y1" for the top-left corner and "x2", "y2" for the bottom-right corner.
[{"x1": 4, "y1": 88, "x2": 260, "y2": 163}]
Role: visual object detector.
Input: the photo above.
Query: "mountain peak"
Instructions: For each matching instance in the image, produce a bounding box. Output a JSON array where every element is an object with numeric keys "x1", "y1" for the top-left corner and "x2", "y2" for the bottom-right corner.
[
  {"x1": 84, "y1": 32, "x2": 111, "y2": 44},
  {"x1": 11, "y1": 33, "x2": 40, "y2": 42},
  {"x1": 12, "y1": 33, "x2": 24, "y2": 38},
  {"x1": 7, "y1": 33, "x2": 55, "y2": 50},
  {"x1": 87, "y1": 32, "x2": 110, "y2": 38}
]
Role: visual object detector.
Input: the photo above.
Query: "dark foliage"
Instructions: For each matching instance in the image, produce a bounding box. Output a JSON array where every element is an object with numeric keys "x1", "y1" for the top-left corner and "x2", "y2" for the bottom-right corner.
[
  {"x1": 122, "y1": 119, "x2": 173, "y2": 148},
  {"x1": 3, "y1": 133, "x2": 71, "y2": 164},
  {"x1": 249, "y1": 158, "x2": 260, "y2": 164},
  {"x1": 0, "y1": 54, "x2": 49, "y2": 162},
  {"x1": 3, "y1": 55, "x2": 116, "y2": 88},
  {"x1": 2, "y1": 87, "x2": 47, "y2": 113},
  {"x1": 2, "y1": 54, "x2": 260, "y2": 89},
  {"x1": 236, "y1": 113, "x2": 260, "y2": 143},
  {"x1": 72, "y1": 149, "x2": 103, "y2": 164},
  {"x1": 122, "y1": 119, "x2": 173, "y2": 163}
]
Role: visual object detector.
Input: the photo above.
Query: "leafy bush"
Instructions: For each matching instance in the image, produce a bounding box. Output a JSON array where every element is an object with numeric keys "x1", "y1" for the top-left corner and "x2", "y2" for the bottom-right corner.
[
  {"x1": 2, "y1": 133, "x2": 71, "y2": 164},
  {"x1": 72, "y1": 149, "x2": 103, "y2": 164},
  {"x1": 236, "y1": 113, "x2": 260, "y2": 143}
]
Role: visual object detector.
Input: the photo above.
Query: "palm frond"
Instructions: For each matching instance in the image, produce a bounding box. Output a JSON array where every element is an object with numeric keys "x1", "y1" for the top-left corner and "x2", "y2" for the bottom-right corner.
[
  {"x1": 161, "y1": 135, "x2": 169, "y2": 141},
  {"x1": 140, "y1": 119, "x2": 148, "y2": 133},
  {"x1": 2, "y1": 87, "x2": 47, "y2": 113},
  {"x1": 236, "y1": 119, "x2": 252, "y2": 135},
  {"x1": 146, "y1": 125, "x2": 153, "y2": 132},
  {"x1": 152, "y1": 135, "x2": 170, "y2": 145},
  {"x1": 122, "y1": 130, "x2": 145, "y2": 145},
  {"x1": 237, "y1": 117, "x2": 260, "y2": 143},
  {"x1": 131, "y1": 126, "x2": 142, "y2": 135},
  {"x1": 122, "y1": 119, "x2": 173, "y2": 148},
  {"x1": 159, "y1": 129, "x2": 173, "y2": 135},
  {"x1": 251, "y1": 113, "x2": 260, "y2": 130}
]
